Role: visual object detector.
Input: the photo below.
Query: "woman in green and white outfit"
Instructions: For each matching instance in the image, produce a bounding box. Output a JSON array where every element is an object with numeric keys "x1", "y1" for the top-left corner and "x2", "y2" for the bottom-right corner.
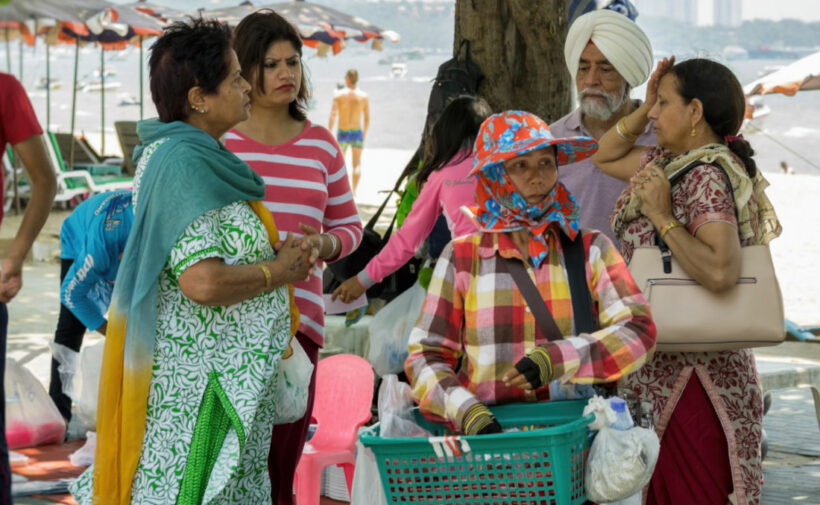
[{"x1": 70, "y1": 19, "x2": 318, "y2": 505}]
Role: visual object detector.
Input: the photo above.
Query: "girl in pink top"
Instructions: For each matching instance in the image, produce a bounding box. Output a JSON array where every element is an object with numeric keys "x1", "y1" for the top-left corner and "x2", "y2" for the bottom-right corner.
[
  {"x1": 332, "y1": 96, "x2": 491, "y2": 302},
  {"x1": 227, "y1": 11, "x2": 362, "y2": 505}
]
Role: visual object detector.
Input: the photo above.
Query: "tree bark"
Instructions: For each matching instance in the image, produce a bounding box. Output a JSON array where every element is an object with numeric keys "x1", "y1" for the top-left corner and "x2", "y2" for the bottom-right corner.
[{"x1": 454, "y1": 0, "x2": 573, "y2": 123}]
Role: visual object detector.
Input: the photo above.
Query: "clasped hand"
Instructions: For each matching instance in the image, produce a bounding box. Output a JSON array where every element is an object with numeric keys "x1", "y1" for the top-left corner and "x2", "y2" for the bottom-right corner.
[
  {"x1": 631, "y1": 162, "x2": 673, "y2": 223},
  {"x1": 273, "y1": 223, "x2": 321, "y2": 283}
]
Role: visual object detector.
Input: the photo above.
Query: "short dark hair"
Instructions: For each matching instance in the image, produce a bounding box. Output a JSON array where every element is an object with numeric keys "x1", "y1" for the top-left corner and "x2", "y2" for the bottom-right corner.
[
  {"x1": 346, "y1": 69, "x2": 358, "y2": 85},
  {"x1": 232, "y1": 9, "x2": 311, "y2": 121},
  {"x1": 417, "y1": 95, "x2": 492, "y2": 185},
  {"x1": 148, "y1": 18, "x2": 233, "y2": 122},
  {"x1": 670, "y1": 58, "x2": 757, "y2": 176}
]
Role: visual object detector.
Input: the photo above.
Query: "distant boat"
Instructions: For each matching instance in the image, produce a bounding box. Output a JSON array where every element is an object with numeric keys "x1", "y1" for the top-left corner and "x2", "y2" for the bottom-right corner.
[
  {"x1": 117, "y1": 93, "x2": 141, "y2": 106},
  {"x1": 390, "y1": 62, "x2": 407, "y2": 79},
  {"x1": 92, "y1": 67, "x2": 117, "y2": 79},
  {"x1": 81, "y1": 80, "x2": 122, "y2": 93},
  {"x1": 36, "y1": 77, "x2": 62, "y2": 90},
  {"x1": 404, "y1": 49, "x2": 424, "y2": 61}
]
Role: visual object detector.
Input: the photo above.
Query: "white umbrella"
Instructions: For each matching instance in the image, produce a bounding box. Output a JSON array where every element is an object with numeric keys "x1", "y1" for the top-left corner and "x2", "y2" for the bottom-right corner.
[{"x1": 744, "y1": 51, "x2": 820, "y2": 96}]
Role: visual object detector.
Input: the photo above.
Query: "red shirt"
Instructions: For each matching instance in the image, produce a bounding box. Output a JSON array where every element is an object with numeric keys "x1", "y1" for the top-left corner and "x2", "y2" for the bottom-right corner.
[{"x1": 0, "y1": 73, "x2": 43, "y2": 225}]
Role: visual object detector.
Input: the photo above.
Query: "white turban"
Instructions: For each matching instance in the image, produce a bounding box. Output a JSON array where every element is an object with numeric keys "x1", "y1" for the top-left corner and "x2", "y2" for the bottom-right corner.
[{"x1": 565, "y1": 10, "x2": 653, "y2": 88}]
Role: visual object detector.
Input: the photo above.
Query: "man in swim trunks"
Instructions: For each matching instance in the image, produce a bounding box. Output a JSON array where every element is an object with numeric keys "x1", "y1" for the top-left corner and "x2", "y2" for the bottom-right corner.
[{"x1": 330, "y1": 69, "x2": 369, "y2": 195}]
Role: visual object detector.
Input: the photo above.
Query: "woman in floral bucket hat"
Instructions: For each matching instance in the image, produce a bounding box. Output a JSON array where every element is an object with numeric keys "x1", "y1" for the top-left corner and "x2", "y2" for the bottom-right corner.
[{"x1": 405, "y1": 110, "x2": 657, "y2": 435}]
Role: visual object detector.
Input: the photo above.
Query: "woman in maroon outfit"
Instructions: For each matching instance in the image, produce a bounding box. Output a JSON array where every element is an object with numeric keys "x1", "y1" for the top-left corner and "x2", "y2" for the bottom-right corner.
[{"x1": 592, "y1": 57, "x2": 782, "y2": 505}]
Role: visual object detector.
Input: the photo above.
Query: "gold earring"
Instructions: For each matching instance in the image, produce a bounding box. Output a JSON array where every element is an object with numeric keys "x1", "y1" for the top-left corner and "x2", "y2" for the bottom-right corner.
[{"x1": 690, "y1": 124, "x2": 697, "y2": 137}]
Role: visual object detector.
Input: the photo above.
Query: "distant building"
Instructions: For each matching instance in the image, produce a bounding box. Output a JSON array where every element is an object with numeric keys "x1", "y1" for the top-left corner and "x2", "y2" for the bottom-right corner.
[
  {"x1": 714, "y1": 0, "x2": 743, "y2": 27},
  {"x1": 633, "y1": 0, "x2": 698, "y2": 25}
]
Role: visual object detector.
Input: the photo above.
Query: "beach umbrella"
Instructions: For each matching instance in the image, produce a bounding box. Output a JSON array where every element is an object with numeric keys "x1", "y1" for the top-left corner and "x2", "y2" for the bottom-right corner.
[
  {"x1": 199, "y1": 3, "x2": 256, "y2": 27},
  {"x1": 263, "y1": 1, "x2": 399, "y2": 56},
  {"x1": 0, "y1": 3, "x2": 50, "y2": 75},
  {"x1": 744, "y1": 51, "x2": 820, "y2": 96},
  {"x1": 127, "y1": 1, "x2": 190, "y2": 25},
  {"x1": 54, "y1": 1, "x2": 162, "y2": 159},
  {"x1": 201, "y1": 1, "x2": 399, "y2": 57}
]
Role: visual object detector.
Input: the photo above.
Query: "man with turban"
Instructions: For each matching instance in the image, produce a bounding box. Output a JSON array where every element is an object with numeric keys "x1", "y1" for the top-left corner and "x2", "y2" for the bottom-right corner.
[{"x1": 551, "y1": 9, "x2": 655, "y2": 245}]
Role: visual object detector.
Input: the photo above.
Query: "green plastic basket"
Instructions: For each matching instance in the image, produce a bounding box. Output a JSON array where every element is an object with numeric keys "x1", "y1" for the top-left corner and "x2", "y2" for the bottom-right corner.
[{"x1": 359, "y1": 400, "x2": 595, "y2": 505}]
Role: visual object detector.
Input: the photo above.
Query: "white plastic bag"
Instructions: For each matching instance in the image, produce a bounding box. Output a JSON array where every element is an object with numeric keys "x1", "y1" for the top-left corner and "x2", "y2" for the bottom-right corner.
[
  {"x1": 51, "y1": 340, "x2": 105, "y2": 431},
  {"x1": 350, "y1": 440, "x2": 387, "y2": 505},
  {"x1": 584, "y1": 396, "x2": 660, "y2": 502},
  {"x1": 274, "y1": 338, "x2": 314, "y2": 425},
  {"x1": 69, "y1": 431, "x2": 97, "y2": 467},
  {"x1": 5, "y1": 358, "x2": 66, "y2": 449},
  {"x1": 377, "y1": 375, "x2": 430, "y2": 438},
  {"x1": 368, "y1": 281, "x2": 426, "y2": 377}
]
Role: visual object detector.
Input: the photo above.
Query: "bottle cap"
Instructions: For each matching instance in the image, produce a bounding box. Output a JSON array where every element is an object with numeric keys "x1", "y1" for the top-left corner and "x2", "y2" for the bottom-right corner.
[{"x1": 609, "y1": 397, "x2": 627, "y2": 413}]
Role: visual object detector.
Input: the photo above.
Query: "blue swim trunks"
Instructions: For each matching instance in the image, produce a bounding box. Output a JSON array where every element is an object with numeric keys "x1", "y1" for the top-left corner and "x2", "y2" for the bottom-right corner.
[{"x1": 337, "y1": 129, "x2": 363, "y2": 150}]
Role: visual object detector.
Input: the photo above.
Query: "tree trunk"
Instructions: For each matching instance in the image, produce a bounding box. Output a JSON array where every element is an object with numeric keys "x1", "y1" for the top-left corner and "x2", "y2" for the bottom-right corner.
[{"x1": 454, "y1": 0, "x2": 573, "y2": 123}]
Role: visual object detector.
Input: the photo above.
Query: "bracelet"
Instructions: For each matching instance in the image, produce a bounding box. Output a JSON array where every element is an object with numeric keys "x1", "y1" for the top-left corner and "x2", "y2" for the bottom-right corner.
[
  {"x1": 323, "y1": 233, "x2": 340, "y2": 258},
  {"x1": 659, "y1": 220, "x2": 684, "y2": 239},
  {"x1": 257, "y1": 263, "x2": 272, "y2": 291},
  {"x1": 616, "y1": 118, "x2": 639, "y2": 143}
]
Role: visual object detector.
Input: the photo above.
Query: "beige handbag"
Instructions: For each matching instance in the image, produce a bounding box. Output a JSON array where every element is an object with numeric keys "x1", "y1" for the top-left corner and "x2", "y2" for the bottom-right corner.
[
  {"x1": 629, "y1": 243, "x2": 784, "y2": 352},
  {"x1": 627, "y1": 159, "x2": 785, "y2": 352}
]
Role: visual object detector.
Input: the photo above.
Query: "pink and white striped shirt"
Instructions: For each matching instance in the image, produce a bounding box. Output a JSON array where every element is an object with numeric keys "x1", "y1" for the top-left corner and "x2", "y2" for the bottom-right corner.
[{"x1": 225, "y1": 122, "x2": 363, "y2": 346}]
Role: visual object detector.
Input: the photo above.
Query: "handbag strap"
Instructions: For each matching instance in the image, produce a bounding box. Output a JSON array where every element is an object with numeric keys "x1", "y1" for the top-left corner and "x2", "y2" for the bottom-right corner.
[
  {"x1": 656, "y1": 160, "x2": 738, "y2": 273},
  {"x1": 497, "y1": 231, "x2": 595, "y2": 341},
  {"x1": 363, "y1": 161, "x2": 415, "y2": 233}
]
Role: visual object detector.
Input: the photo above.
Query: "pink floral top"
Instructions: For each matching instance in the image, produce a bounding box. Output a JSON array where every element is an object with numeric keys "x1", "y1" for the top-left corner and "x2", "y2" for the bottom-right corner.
[{"x1": 613, "y1": 147, "x2": 745, "y2": 263}]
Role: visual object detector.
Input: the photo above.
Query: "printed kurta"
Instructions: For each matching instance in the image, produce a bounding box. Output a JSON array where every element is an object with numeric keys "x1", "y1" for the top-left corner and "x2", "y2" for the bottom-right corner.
[
  {"x1": 71, "y1": 201, "x2": 290, "y2": 504},
  {"x1": 615, "y1": 146, "x2": 764, "y2": 505}
]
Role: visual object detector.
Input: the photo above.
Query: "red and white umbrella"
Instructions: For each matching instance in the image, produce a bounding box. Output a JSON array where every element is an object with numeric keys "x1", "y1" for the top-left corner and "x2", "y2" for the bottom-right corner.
[{"x1": 201, "y1": 1, "x2": 399, "y2": 57}]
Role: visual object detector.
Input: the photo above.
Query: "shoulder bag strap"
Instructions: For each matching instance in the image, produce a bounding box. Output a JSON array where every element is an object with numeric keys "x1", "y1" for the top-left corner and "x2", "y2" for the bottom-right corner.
[
  {"x1": 656, "y1": 160, "x2": 738, "y2": 273},
  {"x1": 497, "y1": 256, "x2": 563, "y2": 342},
  {"x1": 560, "y1": 231, "x2": 596, "y2": 334},
  {"x1": 363, "y1": 164, "x2": 414, "y2": 232}
]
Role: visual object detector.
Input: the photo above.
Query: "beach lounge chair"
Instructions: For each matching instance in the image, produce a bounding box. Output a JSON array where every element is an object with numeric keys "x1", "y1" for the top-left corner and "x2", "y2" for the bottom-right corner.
[
  {"x1": 44, "y1": 132, "x2": 132, "y2": 207},
  {"x1": 52, "y1": 132, "x2": 123, "y2": 176},
  {"x1": 2, "y1": 146, "x2": 26, "y2": 213},
  {"x1": 115, "y1": 121, "x2": 139, "y2": 177}
]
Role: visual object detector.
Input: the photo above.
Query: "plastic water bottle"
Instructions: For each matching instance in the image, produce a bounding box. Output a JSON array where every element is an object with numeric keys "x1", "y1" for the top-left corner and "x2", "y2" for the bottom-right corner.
[
  {"x1": 602, "y1": 397, "x2": 641, "y2": 505},
  {"x1": 609, "y1": 397, "x2": 634, "y2": 431}
]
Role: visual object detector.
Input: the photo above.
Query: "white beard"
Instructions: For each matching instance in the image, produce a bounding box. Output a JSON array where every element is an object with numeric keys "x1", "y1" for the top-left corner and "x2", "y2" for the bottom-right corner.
[{"x1": 579, "y1": 88, "x2": 628, "y2": 121}]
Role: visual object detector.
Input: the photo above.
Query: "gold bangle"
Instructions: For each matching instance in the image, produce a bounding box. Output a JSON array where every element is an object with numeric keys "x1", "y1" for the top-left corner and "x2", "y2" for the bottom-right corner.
[
  {"x1": 659, "y1": 220, "x2": 684, "y2": 239},
  {"x1": 616, "y1": 118, "x2": 639, "y2": 143},
  {"x1": 257, "y1": 263, "x2": 272, "y2": 290}
]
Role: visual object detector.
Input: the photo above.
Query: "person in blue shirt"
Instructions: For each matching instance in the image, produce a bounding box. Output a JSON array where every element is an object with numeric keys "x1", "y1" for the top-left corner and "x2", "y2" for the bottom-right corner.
[{"x1": 48, "y1": 190, "x2": 133, "y2": 422}]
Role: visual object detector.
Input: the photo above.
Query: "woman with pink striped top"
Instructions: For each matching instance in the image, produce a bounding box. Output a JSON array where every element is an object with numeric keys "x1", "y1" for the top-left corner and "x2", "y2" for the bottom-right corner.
[
  {"x1": 225, "y1": 10, "x2": 362, "y2": 505},
  {"x1": 332, "y1": 95, "x2": 491, "y2": 303}
]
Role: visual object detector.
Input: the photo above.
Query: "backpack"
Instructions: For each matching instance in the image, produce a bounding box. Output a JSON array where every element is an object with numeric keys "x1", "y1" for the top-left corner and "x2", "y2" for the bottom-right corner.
[{"x1": 424, "y1": 39, "x2": 485, "y2": 131}]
